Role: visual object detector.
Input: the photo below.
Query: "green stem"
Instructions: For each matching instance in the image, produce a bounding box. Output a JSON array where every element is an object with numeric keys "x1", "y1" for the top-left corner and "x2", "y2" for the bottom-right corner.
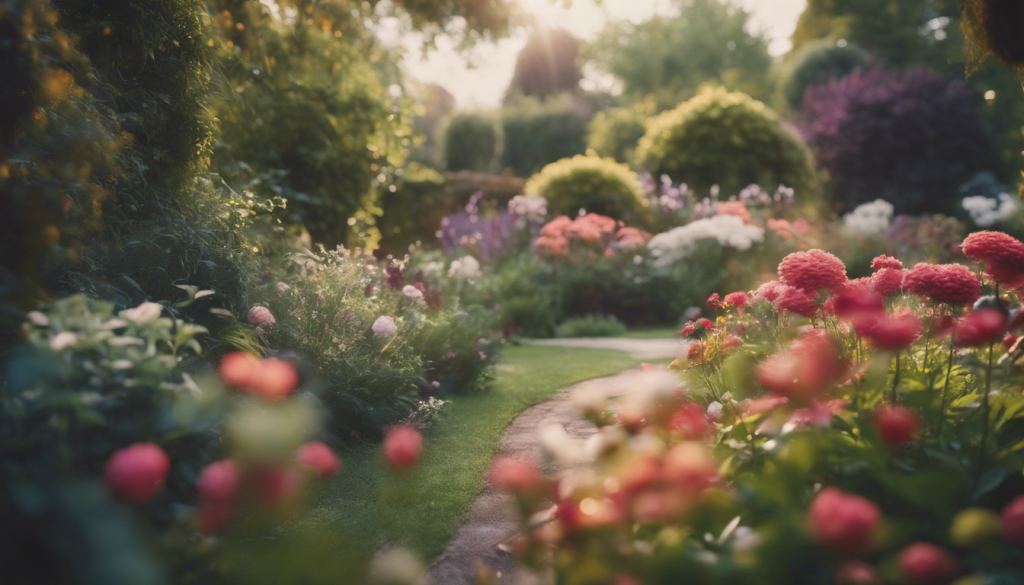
[
  {"x1": 938, "y1": 339, "x2": 955, "y2": 438},
  {"x1": 977, "y1": 337, "x2": 995, "y2": 484},
  {"x1": 891, "y1": 350, "x2": 901, "y2": 404}
]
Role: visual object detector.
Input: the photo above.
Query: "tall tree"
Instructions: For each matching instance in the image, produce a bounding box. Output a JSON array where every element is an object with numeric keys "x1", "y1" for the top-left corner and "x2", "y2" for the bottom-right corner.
[{"x1": 507, "y1": 28, "x2": 583, "y2": 100}]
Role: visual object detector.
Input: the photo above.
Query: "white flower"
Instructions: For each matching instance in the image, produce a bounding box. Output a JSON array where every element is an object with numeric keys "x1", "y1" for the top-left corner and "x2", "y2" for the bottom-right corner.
[
  {"x1": 401, "y1": 285, "x2": 424, "y2": 301},
  {"x1": 842, "y1": 199, "x2": 894, "y2": 235},
  {"x1": 647, "y1": 215, "x2": 764, "y2": 268},
  {"x1": 111, "y1": 359, "x2": 134, "y2": 370},
  {"x1": 50, "y1": 332, "x2": 78, "y2": 351},
  {"x1": 372, "y1": 316, "x2": 397, "y2": 338},
  {"x1": 707, "y1": 401, "x2": 723, "y2": 421},
  {"x1": 963, "y1": 193, "x2": 1017, "y2": 226},
  {"x1": 509, "y1": 194, "x2": 548, "y2": 222},
  {"x1": 27, "y1": 311, "x2": 49, "y2": 327},
  {"x1": 367, "y1": 548, "x2": 423, "y2": 585},
  {"x1": 447, "y1": 255, "x2": 481, "y2": 280},
  {"x1": 120, "y1": 301, "x2": 163, "y2": 324},
  {"x1": 420, "y1": 261, "x2": 445, "y2": 279},
  {"x1": 276, "y1": 282, "x2": 291, "y2": 295}
]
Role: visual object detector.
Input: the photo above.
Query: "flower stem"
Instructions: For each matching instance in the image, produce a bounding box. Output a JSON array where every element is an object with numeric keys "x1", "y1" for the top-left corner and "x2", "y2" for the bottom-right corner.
[
  {"x1": 891, "y1": 350, "x2": 901, "y2": 404},
  {"x1": 938, "y1": 339, "x2": 955, "y2": 438},
  {"x1": 977, "y1": 336, "x2": 995, "y2": 484}
]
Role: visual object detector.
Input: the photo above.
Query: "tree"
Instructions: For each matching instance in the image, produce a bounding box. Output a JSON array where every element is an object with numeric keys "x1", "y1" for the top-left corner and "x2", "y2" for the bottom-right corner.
[
  {"x1": 588, "y1": 0, "x2": 772, "y2": 105},
  {"x1": 507, "y1": 28, "x2": 582, "y2": 100}
]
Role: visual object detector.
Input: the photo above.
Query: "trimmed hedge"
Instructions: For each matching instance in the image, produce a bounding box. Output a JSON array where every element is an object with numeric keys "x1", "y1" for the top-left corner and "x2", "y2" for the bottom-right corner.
[
  {"x1": 441, "y1": 112, "x2": 503, "y2": 172},
  {"x1": 525, "y1": 155, "x2": 644, "y2": 221}
]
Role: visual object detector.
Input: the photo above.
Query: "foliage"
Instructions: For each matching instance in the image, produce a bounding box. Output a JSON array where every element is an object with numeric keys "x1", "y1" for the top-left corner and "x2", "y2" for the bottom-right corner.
[
  {"x1": 440, "y1": 112, "x2": 503, "y2": 172},
  {"x1": 525, "y1": 155, "x2": 644, "y2": 221},
  {"x1": 586, "y1": 98, "x2": 658, "y2": 164},
  {"x1": 588, "y1": 0, "x2": 772, "y2": 105},
  {"x1": 555, "y1": 314, "x2": 628, "y2": 338},
  {"x1": 799, "y1": 66, "x2": 998, "y2": 215},
  {"x1": 375, "y1": 164, "x2": 449, "y2": 255},
  {"x1": 500, "y1": 94, "x2": 589, "y2": 177},
  {"x1": 506, "y1": 27, "x2": 582, "y2": 100},
  {"x1": 777, "y1": 40, "x2": 871, "y2": 110},
  {"x1": 636, "y1": 88, "x2": 819, "y2": 201}
]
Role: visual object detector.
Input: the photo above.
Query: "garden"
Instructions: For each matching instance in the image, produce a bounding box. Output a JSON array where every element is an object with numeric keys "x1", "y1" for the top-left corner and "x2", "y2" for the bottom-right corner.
[{"x1": 4, "y1": 0, "x2": 1024, "y2": 584}]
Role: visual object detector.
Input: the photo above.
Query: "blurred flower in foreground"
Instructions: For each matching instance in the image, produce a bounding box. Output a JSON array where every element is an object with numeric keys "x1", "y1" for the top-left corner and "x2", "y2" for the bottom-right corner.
[
  {"x1": 105, "y1": 443, "x2": 171, "y2": 504},
  {"x1": 382, "y1": 425, "x2": 422, "y2": 471}
]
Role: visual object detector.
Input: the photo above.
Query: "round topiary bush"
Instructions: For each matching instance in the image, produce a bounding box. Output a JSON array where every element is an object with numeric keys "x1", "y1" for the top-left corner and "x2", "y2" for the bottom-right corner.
[
  {"x1": 635, "y1": 88, "x2": 818, "y2": 200},
  {"x1": 780, "y1": 41, "x2": 870, "y2": 110},
  {"x1": 800, "y1": 66, "x2": 998, "y2": 215},
  {"x1": 586, "y1": 100, "x2": 656, "y2": 164},
  {"x1": 441, "y1": 112, "x2": 503, "y2": 172},
  {"x1": 524, "y1": 154, "x2": 644, "y2": 220}
]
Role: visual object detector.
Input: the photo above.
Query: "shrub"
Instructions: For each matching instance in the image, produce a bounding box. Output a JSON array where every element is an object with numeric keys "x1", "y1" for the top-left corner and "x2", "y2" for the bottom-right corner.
[
  {"x1": 375, "y1": 164, "x2": 449, "y2": 255},
  {"x1": 636, "y1": 87, "x2": 819, "y2": 201},
  {"x1": 779, "y1": 40, "x2": 871, "y2": 110},
  {"x1": 586, "y1": 99, "x2": 656, "y2": 163},
  {"x1": 800, "y1": 66, "x2": 998, "y2": 215},
  {"x1": 525, "y1": 155, "x2": 644, "y2": 221},
  {"x1": 441, "y1": 112, "x2": 503, "y2": 172},
  {"x1": 500, "y1": 95, "x2": 589, "y2": 177},
  {"x1": 555, "y1": 315, "x2": 627, "y2": 338}
]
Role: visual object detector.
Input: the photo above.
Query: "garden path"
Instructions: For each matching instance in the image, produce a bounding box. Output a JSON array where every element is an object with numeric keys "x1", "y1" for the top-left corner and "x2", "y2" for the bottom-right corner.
[{"x1": 426, "y1": 337, "x2": 685, "y2": 585}]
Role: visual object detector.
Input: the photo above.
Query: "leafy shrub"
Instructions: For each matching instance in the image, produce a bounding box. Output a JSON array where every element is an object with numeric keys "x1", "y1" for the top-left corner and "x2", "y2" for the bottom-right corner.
[
  {"x1": 555, "y1": 315, "x2": 627, "y2": 338},
  {"x1": 376, "y1": 165, "x2": 449, "y2": 255},
  {"x1": 586, "y1": 99, "x2": 656, "y2": 163},
  {"x1": 636, "y1": 87, "x2": 819, "y2": 201},
  {"x1": 500, "y1": 95, "x2": 589, "y2": 177},
  {"x1": 441, "y1": 112, "x2": 503, "y2": 172},
  {"x1": 778, "y1": 40, "x2": 871, "y2": 110},
  {"x1": 800, "y1": 66, "x2": 998, "y2": 215},
  {"x1": 525, "y1": 155, "x2": 644, "y2": 221}
]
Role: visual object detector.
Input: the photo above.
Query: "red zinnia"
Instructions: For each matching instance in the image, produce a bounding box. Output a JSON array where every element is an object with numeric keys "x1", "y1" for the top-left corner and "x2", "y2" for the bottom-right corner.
[
  {"x1": 962, "y1": 231, "x2": 1024, "y2": 288},
  {"x1": 668, "y1": 403, "x2": 712, "y2": 440},
  {"x1": 489, "y1": 457, "x2": 545, "y2": 495},
  {"x1": 755, "y1": 280, "x2": 785, "y2": 302},
  {"x1": 902, "y1": 263, "x2": 981, "y2": 306},
  {"x1": 835, "y1": 561, "x2": 881, "y2": 585},
  {"x1": 296, "y1": 441, "x2": 342, "y2": 478},
  {"x1": 756, "y1": 330, "x2": 845, "y2": 402},
  {"x1": 828, "y1": 289, "x2": 885, "y2": 321},
  {"x1": 869, "y1": 268, "x2": 905, "y2": 297},
  {"x1": 898, "y1": 542, "x2": 958, "y2": 585},
  {"x1": 105, "y1": 443, "x2": 171, "y2": 504},
  {"x1": 196, "y1": 459, "x2": 241, "y2": 533},
  {"x1": 382, "y1": 425, "x2": 423, "y2": 471},
  {"x1": 863, "y1": 313, "x2": 922, "y2": 351},
  {"x1": 807, "y1": 487, "x2": 881, "y2": 554},
  {"x1": 772, "y1": 284, "x2": 820, "y2": 317},
  {"x1": 953, "y1": 309, "x2": 1007, "y2": 347},
  {"x1": 873, "y1": 405, "x2": 920, "y2": 448},
  {"x1": 871, "y1": 255, "x2": 903, "y2": 271},
  {"x1": 1002, "y1": 495, "x2": 1024, "y2": 546},
  {"x1": 723, "y1": 291, "x2": 749, "y2": 308},
  {"x1": 778, "y1": 249, "x2": 848, "y2": 292}
]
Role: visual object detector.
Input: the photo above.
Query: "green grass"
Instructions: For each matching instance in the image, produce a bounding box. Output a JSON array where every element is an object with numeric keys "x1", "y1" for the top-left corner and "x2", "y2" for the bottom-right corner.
[
  {"x1": 306, "y1": 344, "x2": 645, "y2": 560},
  {"x1": 621, "y1": 326, "x2": 680, "y2": 339}
]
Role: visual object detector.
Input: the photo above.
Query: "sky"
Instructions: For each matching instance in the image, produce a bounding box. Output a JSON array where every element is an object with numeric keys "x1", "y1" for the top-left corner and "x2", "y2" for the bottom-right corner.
[{"x1": 400, "y1": 0, "x2": 807, "y2": 108}]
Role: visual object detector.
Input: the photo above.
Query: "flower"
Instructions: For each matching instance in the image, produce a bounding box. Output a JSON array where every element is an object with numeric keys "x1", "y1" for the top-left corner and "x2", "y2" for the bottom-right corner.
[
  {"x1": 49, "y1": 331, "x2": 79, "y2": 351},
  {"x1": 105, "y1": 443, "x2": 171, "y2": 504},
  {"x1": 489, "y1": 457, "x2": 544, "y2": 495},
  {"x1": 949, "y1": 508, "x2": 1003, "y2": 547},
  {"x1": 756, "y1": 330, "x2": 844, "y2": 402},
  {"x1": 716, "y1": 200, "x2": 750, "y2": 222},
  {"x1": 723, "y1": 291, "x2": 749, "y2": 308},
  {"x1": 254, "y1": 466, "x2": 299, "y2": 509},
  {"x1": 447, "y1": 255, "x2": 481, "y2": 280},
  {"x1": 197, "y1": 459, "x2": 240, "y2": 533},
  {"x1": 248, "y1": 359, "x2": 299, "y2": 399},
  {"x1": 828, "y1": 289, "x2": 885, "y2": 321},
  {"x1": 401, "y1": 285, "x2": 424, "y2": 301},
  {"x1": 754, "y1": 280, "x2": 785, "y2": 302},
  {"x1": 647, "y1": 215, "x2": 764, "y2": 268},
  {"x1": 961, "y1": 231, "x2": 1024, "y2": 287},
  {"x1": 382, "y1": 425, "x2": 422, "y2": 471},
  {"x1": 121, "y1": 301, "x2": 164, "y2": 324},
  {"x1": 869, "y1": 268, "x2": 905, "y2": 297},
  {"x1": 843, "y1": 199, "x2": 894, "y2": 235},
  {"x1": 871, "y1": 255, "x2": 903, "y2": 271},
  {"x1": 372, "y1": 316, "x2": 398, "y2": 338},
  {"x1": 615, "y1": 227, "x2": 649, "y2": 251},
  {"x1": 771, "y1": 284, "x2": 820, "y2": 317},
  {"x1": 807, "y1": 487, "x2": 881, "y2": 554},
  {"x1": 953, "y1": 309, "x2": 1007, "y2": 347},
  {"x1": 1002, "y1": 495, "x2": 1024, "y2": 546},
  {"x1": 787, "y1": 399, "x2": 848, "y2": 429},
  {"x1": 863, "y1": 313, "x2": 922, "y2": 350},
  {"x1": 276, "y1": 282, "x2": 291, "y2": 295},
  {"x1": 898, "y1": 543, "x2": 958, "y2": 584},
  {"x1": 778, "y1": 249, "x2": 848, "y2": 292},
  {"x1": 835, "y1": 561, "x2": 882, "y2": 585},
  {"x1": 873, "y1": 405, "x2": 920, "y2": 448},
  {"x1": 219, "y1": 352, "x2": 261, "y2": 388},
  {"x1": 963, "y1": 192, "x2": 1017, "y2": 226},
  {"x1": 668, "y1": 403, "x2": 712, "y2": 440},
  {"x1": 296, "y1": 442, "x2": 342, "y2": 477},
  {"x1": 247, "y1": 306, "x2": 276, "y2": 327},
  {"x1": 902, "y1": 263, "x2": 981, "y2": 306},
  {"x1": 661, "y1": 442, "x2": 720, "y2": 493}
]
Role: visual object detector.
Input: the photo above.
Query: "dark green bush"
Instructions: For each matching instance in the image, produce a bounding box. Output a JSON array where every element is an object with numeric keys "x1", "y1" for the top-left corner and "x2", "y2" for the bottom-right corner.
[
  {"x1": 586, "y1": 99, "x2": 656, "y2": 164},
  {"x1": 500, "y1": 95, "x2": 589, "y2": 177},
  {"x1": 376, "y1": 165, "x2": 449, "y2": 255},
  {"x1": 779, "y1": 40, "x2": 871, "y2": 110},
  {"x1": 555, "y1": 315, "x2": 627, "y2": 338},
  {"x1": 524, "y1": 155, "x2": 644, "y2": 221},
  {"x1": 440, "y1": 112, "x2": 503, "y2": 172},
  {"x1": 636, "y1": 87, "x2": 819, "y2": 200}
]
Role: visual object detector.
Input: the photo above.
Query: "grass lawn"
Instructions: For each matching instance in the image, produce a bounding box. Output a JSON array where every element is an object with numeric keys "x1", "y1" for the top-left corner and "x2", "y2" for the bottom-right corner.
[
  {"x1": 621, "y1": 326, "x2": 680, "y2": 339},
  {"x1": 305, "y1": 343, "x2": 645, "y2": 560}
]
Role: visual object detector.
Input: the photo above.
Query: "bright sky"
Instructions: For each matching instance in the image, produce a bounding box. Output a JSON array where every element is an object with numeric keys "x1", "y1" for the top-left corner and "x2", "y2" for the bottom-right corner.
[{"x1": 401, "y1": 0, "x2": 807, "y2": 108}]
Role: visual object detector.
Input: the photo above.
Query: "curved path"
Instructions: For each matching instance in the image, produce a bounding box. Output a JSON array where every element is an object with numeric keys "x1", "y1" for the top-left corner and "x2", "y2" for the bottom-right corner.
[{"x1": 426, "y1": 337, "x2": 685, "y2": 585}]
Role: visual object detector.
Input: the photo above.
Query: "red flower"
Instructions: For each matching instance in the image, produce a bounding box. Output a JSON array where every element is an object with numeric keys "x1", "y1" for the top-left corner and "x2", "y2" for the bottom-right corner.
[
  {"x1": 1002, "y1": 495, "x2": 1024, "y2": 546},
  {"x1": 296, "y1": 441, "x2": 342, "y2": 478},
  {"x1": 807, "y1": 487, "x2": 881, "y2": 554},
  {"x1": 869, "y1": 268, "x2": 905, "y2": 297},
  {"x1": 254, "y1": 466, "x2": 299, "y2": 509},
  {"x1": 931, "y1": 314, "x2": 957, "y2": 338},
  {"x1": 898, "y1": 542, "x2": 958, "y2": 584},
  {"x1": 962, "y1": 231, "x2": 1024, "y2": 287},
  {"x1": 661, "y1": 442, "x2": 720, "y2": 493},
  {"x1": 382, "y1": 425, "x2": 423, "y2": 471},
  {"x1": 668, "y1": 403, "x2": 713, "y2": 440},
  {"x1": 828, "y1": 289, "x2": 885, "y2": 321},
  {"x1": 489, "y1": 457, "x2": 544, "y2": 495},
  {"x1": 687, "y1": 341, "x2": 706, "y2": 361},
  {"x1": 722, "y1": 335, "x2": 742, "y2": 350},
  {"x1": 953, "y1": 309, "x2": 1008, "y2": 347},
  {"x1": 873, "y1": 405, "x2": 920, "y2": 448},
  {"x1": 871, "y1": 255, "x2": 903, "y2": 271},
  {"x1": 772, "y1": 284, "x2": 820, "y2": 317},
  {"x1": 902, "y1": 263, "x2": 982, "y2": 306},
  {"x1": 778, "y1": 249, "x2": 848, "y2": 292},
  {"x1": 836, "y1": 560, "x2": 882, "y2": 585},
  {"x1": 218, "y1": 352, "x2": 261, "y2": 388},
  {"x1": 788, "y1": 399, "x2": 848, "y2": 428},
  {"x1": 706, "y1": 293, "x2": 723, "y2": 308},
  {"x1": 680, "y1": 322, "x2": 697, "y2": 337},
  {"x1": 754, "y1": 280, "x2": 785, "y2": 302},
  {"x1": 863, "y1": 313, "x2": 922, "y2": 350},
  {"x1": 196, "y1": 460, "x2": 240, "y2": 533},
  {"x1": 756, "y1": 330, "x2": 844, "y2": 402},
  {"x1": 105, "y1": 443, "x2": 171, "y2": 504},
  {"x1": 723, "y1": 291, "x2": 749, "y2": 308},
  {"x1": 1004, "y1": 333, "x2": 1018, "y2": 350},
  {"x1": 247, "y1": 359, "x2": 299, "y2": 399}
]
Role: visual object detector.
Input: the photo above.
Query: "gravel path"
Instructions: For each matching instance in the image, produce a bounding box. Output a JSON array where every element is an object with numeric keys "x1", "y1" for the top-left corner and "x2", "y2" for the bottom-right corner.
[
  {"x1": 524, "y1": 337, "x2": 686, "y2": 360},
  {"x1": 426, "y1": 363, "x2": 664, "y2": 585}
]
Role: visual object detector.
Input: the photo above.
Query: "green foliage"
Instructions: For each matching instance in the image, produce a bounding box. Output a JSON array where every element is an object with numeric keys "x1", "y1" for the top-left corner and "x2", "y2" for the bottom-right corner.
[
  {"x1": 376, "y1": 165, "x2": 450, "y2": 255},
  {"x1": 778, "y1": 40, "x2": 871, "y2": 110},
  {"x1": 507, "y1": 28, "x2": 582, "y2": 100},
  {"x1": 586, "y1": 98, "x2": 657, "y2": 163},
  {"x1": 636, "y1": 88, "x2": 819, "y2": 201},
  {"x1": 500, "y1": 94, "x2": 589, "y2": 177},
  {"x1": 588, "y1": 0, "x2": 773, "y2": 105},
  {"x1": 440, "y1": 112, "x2": 503, "y2": 172},
  {"x1": 555, "y1": 314, "x2": 628, "y2": 338},
  {"x1": 525, "y1": 154, "x2": 644, "y2": 221}
]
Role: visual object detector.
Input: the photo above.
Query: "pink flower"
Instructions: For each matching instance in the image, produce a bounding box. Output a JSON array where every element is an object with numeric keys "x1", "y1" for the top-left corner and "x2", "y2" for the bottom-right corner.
[
  {"x1": 105, "y1": 443, "x2": 171, "y2": 504},
  {"x1": 197, "y1": 460, "x2": 240, "y2": 533},
  {"x1": 869, "y1": 267, "x2": 905, "y2": 297},
  {"x1": 788, "y1": 399, "x2": 848, "y2": 428},
  {"x1": 247, "y1": 306, "x2": 276, "y2": 327},
  {"x1": 902, "y1": 263, "x2": 981, "y2": 306},
  {"x1": 863, "y1": 313, "x2": 922, "y2": 350},
  {"x1": 873, "y1": 405, "x2": 920, "y2": 448},
  {"x1": 807, "y1": 487, "x2": 881, "y2": 554},
  {"x1": 754, "y1": 280, "x2": 785, "y2": 302},
  {"x1": 539, "y1": 216, "x2": 573, "y2": 238},
  {"x1": 1001, "y1": 495, "x2": 1024, "y2": 546},
  {"x1": 247, "y1": 359, "x2": 299, "y2": 399},
  {"x1": 771, "y1": 284, "x2": 820, "y2": 317},
  {"x1": 218, "y1": 352, "x2": 261, "y2": 388},
  {"x1": 661, "y1": 442, "x2": 720, "y2": 493},
  {"x1": 489, "y1": 457, "x2": 544, "y2": 494},
  {"x1": 898, "y1": 543, "x2": 958, "y2": 584},
  {"x1": 756, "y1": 330, "x2": 845, "y2": 402},
  {"x1": 953, "y1": 309, "x2": 1008, "y2": 347},
  {"x1": 836, "y1": 561, "x2": 881, "y2": 585},
  {"x1": 871, "y1": 255, "x2": 903, "y2": 271},
  {"x1": 706, "y1": 293, "x2": 723, "y2": 308},
  {"x1": 827, "y1": 288, "x2": 884, "y2": 321},
  {"x1": 382, "y1": 425, "x2": 422, "y2": 471},
  {"x1": 962, "y1": 231, "x2": 1024, "y2": 287},
  {"x1": 723, "y1": 291, "x2": 749, "y2": 308},
  {"x1": 668, "y1": 403, "x2": 712, "y2": 440},
  {"x1": 778, "y1": 249, "x2": 848, "y2": 292},
  {"x1": 296, "y1": 441, "x2": 342, "y2": 477},
  {"x1": 716, "y1": 201, "x2": 750, "y2": 222}
]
